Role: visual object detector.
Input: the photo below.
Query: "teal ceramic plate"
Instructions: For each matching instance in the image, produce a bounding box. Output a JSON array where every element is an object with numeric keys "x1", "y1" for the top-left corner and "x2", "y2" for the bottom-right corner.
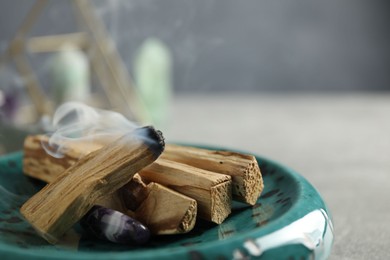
[{"x1": 0, "y1": 149, "x2": 333, "y2": 259}]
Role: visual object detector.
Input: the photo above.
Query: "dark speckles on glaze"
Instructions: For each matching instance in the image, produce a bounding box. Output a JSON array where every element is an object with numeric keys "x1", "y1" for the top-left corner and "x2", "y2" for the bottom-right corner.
[
  {"x1": 6, "y1": 216, "x2": 23, "y2": 223},
  {"x1": 261, "y1": 189, "x2": 280, "y2": 199},
  {"x1": 221, "y1": 230, "x2": 235, "y2": 236},
  {"x1": 181, "y1": 241, "x2": 202, "y2": 247},
  {"x1": 216, "y1": 255, "x2": 229, "y2": 260},
  {"x1": 282, "y1": 198, "x2": 293, "y2": 207},
  {"x1": 252, "y1": 212, "x2": 261, "y2": 217},
  {"x1": 189, "y1": 250, "x2": 205, "y2": 260},
  {"x1": 256, "y1": 220, "x2": 268, "y2": 227},
  {"x1": 253, "y1": 202, "x2": 262, "y2": 209},
  {"x1": 7, "y1": 160, "x2": 17, "y2": 168}
]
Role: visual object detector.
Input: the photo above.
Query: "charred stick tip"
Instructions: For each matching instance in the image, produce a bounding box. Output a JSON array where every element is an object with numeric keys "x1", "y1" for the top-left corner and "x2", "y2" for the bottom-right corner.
[{"x1": 134, "y1": 126, "x2": 165, "y2": 158}]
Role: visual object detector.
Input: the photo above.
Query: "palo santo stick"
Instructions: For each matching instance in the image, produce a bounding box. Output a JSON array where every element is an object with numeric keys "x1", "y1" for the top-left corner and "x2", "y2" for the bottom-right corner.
[
  {"x1": 119, "y1": 173, "x2": 149, "y2": 211},
  {"x1": 27, "y1": 32, "x2": 88, "y2": 53},
  {"x1": 23, "y1": 135, "x2": 101, "y2": 183},
  {"x1": 134, "y1": 182, "x2": 197, "y2": 234},
  {"x1": 99, "y1": 174, "x2": 197, "y2": 235},
  {"x1": 139, "y1": 159, "x2": 232, "y2": 224},
  {"x1": 20, "y1": 127, "x2": 164, "y2": 244},
  {"x1": 161, "y1": 144, "x2": 263, "y2": 205},
  {"x1": 23, "y1": 136, "x2": 197, "y2": 235}
]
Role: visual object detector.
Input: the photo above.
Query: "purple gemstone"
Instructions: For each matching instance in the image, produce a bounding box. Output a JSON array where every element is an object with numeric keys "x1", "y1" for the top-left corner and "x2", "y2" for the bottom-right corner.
[
  {"x1": 81, "y1": 205, "x2": 150, "y2": 244},
  {"x1": 0, "y1": 90, "x2": 18, "y2": 119}
]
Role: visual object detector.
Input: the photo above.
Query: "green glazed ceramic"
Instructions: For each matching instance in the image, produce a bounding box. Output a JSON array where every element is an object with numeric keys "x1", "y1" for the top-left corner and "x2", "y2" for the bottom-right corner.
[{"x1": 0, "y1": 149, "x2": 333, "y2": 259}]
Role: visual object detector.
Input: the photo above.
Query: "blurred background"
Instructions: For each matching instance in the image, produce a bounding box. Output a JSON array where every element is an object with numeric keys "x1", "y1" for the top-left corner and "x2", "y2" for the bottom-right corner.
[
  {"x1": 0, "y1": 1, "x2": 389, "y2": 259},
  {"x1": 1, "y1": 0, "x2": 390, "y2": 93},
  {"x1": 1, "y1": 0, "x2": 389, "y2": 145}
]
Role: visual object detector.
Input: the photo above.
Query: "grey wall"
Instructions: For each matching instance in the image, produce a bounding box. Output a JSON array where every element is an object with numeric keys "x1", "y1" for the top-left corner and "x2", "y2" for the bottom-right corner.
[{"x1": 1, "y1": 0, "x2": 389, "y2": 92}]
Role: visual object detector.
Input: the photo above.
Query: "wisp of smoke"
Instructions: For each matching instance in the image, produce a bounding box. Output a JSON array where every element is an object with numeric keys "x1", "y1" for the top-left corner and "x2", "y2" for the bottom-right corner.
[
  {"x1": 0, "y1": 185, "x2": 28, "y2": 209},
  {"x1": 42, "y1": 102, "x2": 138, "y2": 158}
]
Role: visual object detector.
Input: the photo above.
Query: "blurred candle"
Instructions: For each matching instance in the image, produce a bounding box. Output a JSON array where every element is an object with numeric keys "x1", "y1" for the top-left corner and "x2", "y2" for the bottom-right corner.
[
  {"x1": 133, "y1": 38, "x2": 172, "y2": 129},
  {"x1": 49, "y1": 45, "x2": 91, "y2": 106}
]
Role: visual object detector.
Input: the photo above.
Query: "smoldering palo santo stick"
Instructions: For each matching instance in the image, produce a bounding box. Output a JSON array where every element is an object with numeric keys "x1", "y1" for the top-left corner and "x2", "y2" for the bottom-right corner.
[
  {"x1": 139, "y1": 159, "x2": 232, "y2": 224},
  {"x1": 20, "y1": 126, "x2": 164, "y2": 244},
  {"x1": 24, "y1": 136, "x2": 197, "y2": 235},
  {"x1": 161, "y1": 144, "x2": 264, "y2": 205}
]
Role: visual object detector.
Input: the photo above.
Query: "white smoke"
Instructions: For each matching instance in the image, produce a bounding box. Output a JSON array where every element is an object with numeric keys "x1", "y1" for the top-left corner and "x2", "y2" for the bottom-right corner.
[{"x1": 42, "y1": 102, "x2": 138, "y2": 158}]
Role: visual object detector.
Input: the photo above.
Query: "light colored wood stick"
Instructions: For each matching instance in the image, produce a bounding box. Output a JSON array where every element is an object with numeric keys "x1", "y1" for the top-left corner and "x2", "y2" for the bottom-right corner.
[
  {"x1": 118, "y1": 173, "x2": 149, "y2": 212},
  {"x1": 89, "y1": 46, "x2": 122, "y2": 110},
  {"x1": 27, "y1": 33, "x2": 88, "y2": 53},
  {"x1": 13, "y1": 54, "x2": 49, "y2": 116},
  {"x1": 72, "y1": 0, "x2": 148, "y2": 122},
  {"x1": 0, "y1": 0, "x2": 49, "y2": 117},
  {"x1": 96, "y1": 173, "x2": 197, "y2": 235},
  {"x1": 161, "y1": 144, "x2": 263, "y2": 205},
  {"x1": 93, "y1": 174, "x2": 148, "y2": 215},
  {"x1": 134, "y1": 182, "x2": 197, "y2": 235},
  {"x1": 23, "y1": 135, "x2": 197, "y2": 235},
  {"x1": 23, "y1": 134, "x2": 102, "y2": 183},
  {"x1": 20, "y1": 127, "x2": 164, "y2": 244},
  {"x1": 139, "y1": 159, "x2": 232, "y2": 224},
  {"x1": 0, "y1": 0, "x2": 48, "y2": 63}
]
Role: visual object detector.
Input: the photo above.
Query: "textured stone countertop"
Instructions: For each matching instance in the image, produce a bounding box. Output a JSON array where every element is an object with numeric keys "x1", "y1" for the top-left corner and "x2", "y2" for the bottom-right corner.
[{"x1": 166, "y1": 93, "x2": 390, "y2": 260}]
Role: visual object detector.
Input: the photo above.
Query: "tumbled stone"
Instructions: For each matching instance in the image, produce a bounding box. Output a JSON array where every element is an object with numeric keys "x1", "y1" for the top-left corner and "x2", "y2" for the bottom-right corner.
[{"x1": 81, "y1": 205, "x2": 150, "y2": 244}]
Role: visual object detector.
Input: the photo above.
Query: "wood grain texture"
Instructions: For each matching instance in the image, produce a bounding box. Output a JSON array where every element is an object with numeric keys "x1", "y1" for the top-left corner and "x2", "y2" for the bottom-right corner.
[
  {"x1": 162, "y1": 144, "x2": 263, "y2": 205},
  {"x1": 135, "y1": 182, "x2": 197, "y2": 234},
  {"x1": 23, "y1": 135, "x2": 197, "y2": 235},
  {"x1": 24, "y1": 135, "x2": 234, "y2": 224},
  {"x1": 23, "y1": 134, "x2": 101, "y2": 183},
  {"x1": 139, "y1": 159, "x2": 232, "y2": 224},
  {"x1": 20, "y1": 128, "x2": 164, "y2": 244}
]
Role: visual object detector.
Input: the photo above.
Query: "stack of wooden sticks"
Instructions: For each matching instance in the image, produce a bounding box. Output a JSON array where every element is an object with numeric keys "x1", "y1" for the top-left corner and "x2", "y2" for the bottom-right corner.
[{"x1": 21, "y1": 129, "x2": 263, "y2": 244}]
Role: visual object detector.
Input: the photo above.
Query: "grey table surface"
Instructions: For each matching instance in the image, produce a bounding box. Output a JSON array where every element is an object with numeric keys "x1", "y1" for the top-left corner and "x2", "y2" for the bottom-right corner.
[{"x1": 166, "y1": 93, "x2": 390, "y2": 260}]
